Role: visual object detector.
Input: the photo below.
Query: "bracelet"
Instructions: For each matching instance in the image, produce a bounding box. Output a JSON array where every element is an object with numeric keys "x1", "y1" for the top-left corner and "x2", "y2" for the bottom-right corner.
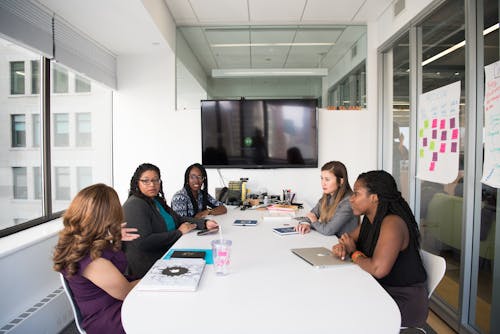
[{"x1": 351, "y1": 250, "x2": 366, "y2": 263}]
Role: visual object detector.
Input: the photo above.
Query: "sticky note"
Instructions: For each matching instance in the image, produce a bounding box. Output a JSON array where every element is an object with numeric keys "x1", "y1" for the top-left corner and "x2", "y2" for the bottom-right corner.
[
  {"x1": 423, "y1": 138, "x2": 428, "y2": 147},
  {"x1": 440, "y1": 119, "x2": 446, "y2": 129},
  {"x1": 430, "y1": 141, "x2": 435, "y2": 151},
  {"x1": 424, "y1": 120, "x2": 429, "y2": 128},
  {"x1": 420, "y1": 149, "x2": 424, "y2": 158},
  {"x1": 419, "y1": 129, "x2": 424, "y2": 138},
  {"x1": 441, "y1": 131, "x2": 447, "y2": 141},
  {"x1": 429, "y1": 161, "x2": 435, "y2": 171},
  {"x1": 450, "y1": 118, "x2": 456, "y2": 128},
  {"x1": 432, "y1": 152, "x2": 438, "y2": 161},
  {"x1": 432, "y1": 119, "x2": 438, "y2": 128},
  {"x1": 451, "y1": 142, "x2": 458, "y2": 152},
  {"x1": 452, "y1": 128, "x2": 459, "y2": 139},
  {"x1": 432, "y1": 129, "x2": 437, "y2": 139},
  {"x1": 440, "y1": 143, "x2": 446, "y2": 153}
]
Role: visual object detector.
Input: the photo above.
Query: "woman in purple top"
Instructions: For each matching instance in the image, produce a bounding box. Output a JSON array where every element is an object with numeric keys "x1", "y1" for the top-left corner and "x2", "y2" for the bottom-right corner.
[{"x1": 53, "y1": 184, "x2": 140, "y2": 334}]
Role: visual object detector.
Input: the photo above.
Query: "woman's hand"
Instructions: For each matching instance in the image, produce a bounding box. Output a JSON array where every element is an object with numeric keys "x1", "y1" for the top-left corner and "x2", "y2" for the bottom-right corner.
[
  {"x1": 295, "y1": 223, "x2": 311, "y2": 234},
  {"x1": 332, "y1": 243, "x2": 347, "y2": 261},
  {"x1": 121, "y1": 223, "x2": 139, "y2": 241},
  {"x1": 194, "y1": 209, "x2": 211, "y2": 218},
  {"x1": 205, "y1": 220, "x2": 219, "y2": 229},
  {"x1": 178, "y1": 222, "x2": 197, "y2": 234},
  {"x1": 338, "y1": 233, "x2": 356, "y2": 254}
]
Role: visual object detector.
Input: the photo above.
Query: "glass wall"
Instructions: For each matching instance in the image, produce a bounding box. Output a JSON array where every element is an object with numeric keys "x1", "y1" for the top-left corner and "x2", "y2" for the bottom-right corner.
[
  {"x1": 0, "y1": 35, "x2": 113, "y2": 234},
  {"x1": 380, "y1": 0, "x2": 499, "y2": 332}
]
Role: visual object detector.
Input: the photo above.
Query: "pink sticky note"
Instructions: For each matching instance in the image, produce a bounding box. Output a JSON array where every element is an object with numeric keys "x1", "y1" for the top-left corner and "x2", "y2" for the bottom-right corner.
[
  {"x1": 432, "y1": 119, "x2": 438, "y2": 128},
  {"x1": 452, "y1": 128, "x2": 459, "y2": 139},
  {"x1": 429, "y1": 162, "x2": 435, "y2": 171},
  {"x1": 450, "y1": 118, "x2": 456, "y2": 128},
  {"x1": 440, "y1": 143, "x2": 446, "y2": 153},
  {"x1": 440, "y1": 119, "x2": 446, "y2": 129},
  {"x1": 451, "y1": 142, "x2": 458, "y2": 152},
  {"x1": 432, "y1": 130, "x2": 437, "y2": 139},
  {"x1": 441, "y1": 131, "x2": 447, "y2": 141}
]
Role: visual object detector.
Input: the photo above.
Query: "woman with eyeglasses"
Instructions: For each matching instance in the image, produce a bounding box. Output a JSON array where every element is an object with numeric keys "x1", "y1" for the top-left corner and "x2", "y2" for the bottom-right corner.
[
  {"x1": 122, "y1": 163, "x2": 218, "y2": 278},
  {"x1": 171, "y1": 163, "x2": 227, "y2": 218}
]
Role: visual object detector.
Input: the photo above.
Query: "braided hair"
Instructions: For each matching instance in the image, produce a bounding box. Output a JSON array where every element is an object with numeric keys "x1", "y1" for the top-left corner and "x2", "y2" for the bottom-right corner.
[
  {"x1": 357, "y1": 170, "x2": 421, "y2": 257},
  {"x1": 128, "y1": 163, "x2": 168, "y2": 209},
  {"x1": 183, "y1": 163, "x2": 209, "y2": 215}
]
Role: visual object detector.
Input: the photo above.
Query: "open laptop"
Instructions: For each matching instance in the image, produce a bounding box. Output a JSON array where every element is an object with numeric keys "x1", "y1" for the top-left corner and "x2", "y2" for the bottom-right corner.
[{"x1": 291, "y1": 247, "x2": 352, "y2": 268}]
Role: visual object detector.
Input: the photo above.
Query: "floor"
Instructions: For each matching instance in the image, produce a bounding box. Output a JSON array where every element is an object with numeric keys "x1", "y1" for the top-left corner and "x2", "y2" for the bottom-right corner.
[{"x1": 59, "y1": 311, "x2": 456, "y2": 334}]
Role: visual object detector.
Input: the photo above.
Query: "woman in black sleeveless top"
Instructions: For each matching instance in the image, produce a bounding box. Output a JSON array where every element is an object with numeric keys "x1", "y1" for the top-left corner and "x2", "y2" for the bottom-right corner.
[{"x1": 332, "y1": 170, "x2": 428, "y2": 327}]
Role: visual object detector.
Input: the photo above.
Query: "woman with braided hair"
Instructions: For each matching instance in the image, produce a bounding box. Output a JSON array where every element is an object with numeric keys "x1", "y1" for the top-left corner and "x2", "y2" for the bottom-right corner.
[
  {"x1": 332, "y1": 170, "x2": 428, "y2": 327},
  {"x1": 171, "y1": 163, "x2": 227, "y2": 218}
]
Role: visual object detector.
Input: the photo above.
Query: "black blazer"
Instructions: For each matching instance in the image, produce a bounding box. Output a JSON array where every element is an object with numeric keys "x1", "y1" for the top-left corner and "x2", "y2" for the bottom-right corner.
[{"x1": 122, "y1": 194, "x2": 206, "y2": 278}]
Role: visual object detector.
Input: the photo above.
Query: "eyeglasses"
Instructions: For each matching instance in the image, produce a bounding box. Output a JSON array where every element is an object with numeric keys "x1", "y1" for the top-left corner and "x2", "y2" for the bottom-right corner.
[
  {"x1": 189, "y1": 174, "x2": 205, "y2": 181},
  {"x1": 139, "y1": 178, "x2": 161, "y2": 185}
]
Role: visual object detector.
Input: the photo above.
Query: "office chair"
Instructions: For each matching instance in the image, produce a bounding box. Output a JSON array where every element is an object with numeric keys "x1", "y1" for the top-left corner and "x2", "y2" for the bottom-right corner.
[
  {"x1": 401, "y1": 250, "x2": 446, "y2": 334},
  {"x1": 59, "y1": 273, "x2": 87, "y2": 334}
]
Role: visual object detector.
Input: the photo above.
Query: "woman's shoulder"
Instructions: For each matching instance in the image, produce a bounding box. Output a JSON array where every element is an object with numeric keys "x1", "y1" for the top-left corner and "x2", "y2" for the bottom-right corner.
[
  {"x1": 123, "y1": 194, "x2": 151, "y2": 210},
  {"x1": 172, "y1": 188, "x2": 189, "y2": 199},
  {"x1": 380, "y1": 214, "x2": 407, "y2": 232}
]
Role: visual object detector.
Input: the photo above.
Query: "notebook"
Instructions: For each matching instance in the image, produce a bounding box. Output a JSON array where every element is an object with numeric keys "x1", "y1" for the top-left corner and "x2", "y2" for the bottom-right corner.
[
  {"x1": 137, "y1": 258, "x2": 205, "y2": 291},
  {"x1": 233, "y1": 219, "x2": 258, "y2": 226},
  {"x1": 290, "y1": 247, "x2": 352, "y2": 268},
  {"x1": 272, "y1": 226, "x2": 298, "y2": 235}
]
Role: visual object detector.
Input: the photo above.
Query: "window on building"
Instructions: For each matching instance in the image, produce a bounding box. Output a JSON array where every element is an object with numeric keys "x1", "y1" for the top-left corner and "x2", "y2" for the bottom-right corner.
[
  {"x1": 11, "y1": 114, "x2": 26, "y2": 147},
  {"x1": 75, "y1": 75, "x2": 91, "y2": 93},
  {"x1": 13, "y1": 167, "x2": 27, "y2": 199},
  {"x1": 76, "y1": 113, "x2": 91, "y2": 146},
  {"x1": 32, "y1": 114, "x2": 40, "y2": 147},
  {"x1": 77, "y1": 167, "x2": 92, "y2": 190},
  {"x1": 10, "y1": 61, "x2": 25, "y2": 95},
  {"x1": 33, "y1": 166, "x2": 42, "y2": 200},
  {"x1": 54, "y1": 113, "x2": 69, "y2": 146},
  {"x1": 31, "y1": 60, "x2": 40, "y2": 94},
  {"x1": 53, "y1": 64, "x2": 68, "y2": 93},
  {"x1": 327, "y1": 62, "x2": 366, "y2": 109},
  {"x1": 55, "y1": 167, "x2": 70, "y2": 201}
]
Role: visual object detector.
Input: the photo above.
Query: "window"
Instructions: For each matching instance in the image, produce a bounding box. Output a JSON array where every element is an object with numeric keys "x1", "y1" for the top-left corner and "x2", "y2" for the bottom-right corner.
[
  {"x1": 11, "y1": 114, "x2": 26, "y2": 147},
  {"x1": 33, "y1": 166, "x2": 42, "y2": 200},
  {"x1": 55, "y1": 167, "x2": 70, "y2": 200},
  {"x1": 31, "y1": 60, "x2": 40, "y2": 94},
  {"x1": 53, "y1": 64, "x2": 68, "y2": 93},
  {"x1": 32, "y1": 114, "x2": 40, "y2": 147},
  {"x1": 75, "y1": 75, "x2": 91, "y2": 93},
  {"x1": 54, "y1": 113, "x2": 69, "y2": 146},
  {"x1": 77, "y1": 167, "x2": 92, "y2": 190},
  {"x1": 76, "y1": 113, "x2": 91, "y2": 146},
  {"x1": 327, "y1": 62, "x2": 366, "y2": 109},
  {"x1": 13, "y1": 167, "x2": 27, "y2": 199},
  {"x1": 10, "y1": 61, "x2": 25, "y2": 95}
]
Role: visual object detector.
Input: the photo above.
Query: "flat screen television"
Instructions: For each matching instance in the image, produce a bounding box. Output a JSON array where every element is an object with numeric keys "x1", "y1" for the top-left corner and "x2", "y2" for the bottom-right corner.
[{"x1": 201, "y1": 98, "x2": 318, "y2": 168}]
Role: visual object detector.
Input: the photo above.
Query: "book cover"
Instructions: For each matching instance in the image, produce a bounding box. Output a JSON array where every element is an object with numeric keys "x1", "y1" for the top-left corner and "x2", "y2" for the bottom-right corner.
[
  {"x1": 233, "y1": 219, "x2": 258, "y2": 226},
  {"x1": 272, "y1": 226, "x2": 299, "y2": 235},
  {"x1": 138, "y1": 258, "x2": 206, "y2": 292}
]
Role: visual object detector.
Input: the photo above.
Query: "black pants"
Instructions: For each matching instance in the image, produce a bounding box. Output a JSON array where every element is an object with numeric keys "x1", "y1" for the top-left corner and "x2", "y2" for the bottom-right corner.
[{"x1": 383, "y1": 282, "x2": 429, "y2": 327}]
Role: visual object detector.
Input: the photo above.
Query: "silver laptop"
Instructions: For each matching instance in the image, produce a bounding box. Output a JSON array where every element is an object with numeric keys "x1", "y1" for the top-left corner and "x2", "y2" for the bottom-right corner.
[{"x1": 291, "y1": 247, "x2": 352, "y2": 268}]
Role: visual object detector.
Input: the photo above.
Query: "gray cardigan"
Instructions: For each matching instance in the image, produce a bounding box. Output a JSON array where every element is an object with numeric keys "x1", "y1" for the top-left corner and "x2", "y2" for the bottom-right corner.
[
  {"x1": 122, "y1": 194, "x2": 206, "y2": 278},
  {"x1": 309, "y1": 194, "x2": 358, "y2": 236}
]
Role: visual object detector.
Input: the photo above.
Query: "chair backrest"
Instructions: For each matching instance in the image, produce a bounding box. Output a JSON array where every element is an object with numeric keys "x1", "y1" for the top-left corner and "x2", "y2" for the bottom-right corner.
[
  {"x1": 59, "y1": 273, "x2": 87, "y2": 334},
  {"x1": 420, "y1": 250, "x2": 446, "y2": 298}
]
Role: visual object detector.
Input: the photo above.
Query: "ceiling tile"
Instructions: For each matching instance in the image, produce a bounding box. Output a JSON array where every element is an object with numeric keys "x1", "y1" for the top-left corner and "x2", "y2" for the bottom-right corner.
[
  {"x1": 205, "y1": 29, "x2": 250, "y2": 44},
  {"x1": 250, "y1": 28, "x2": 295, "y2": 44},
  {"x1": 249, "y1": 0, "x2": 307, "y2": 23},
  {"x1": 189, "y1": 0, "x2": 249, "y2": 23},
  {"x1": 302, "y1": 0, "x2": 365, "y2": 22},
  {"x1": 293, "y1": 28, "x2": 343, "y2": 43}
]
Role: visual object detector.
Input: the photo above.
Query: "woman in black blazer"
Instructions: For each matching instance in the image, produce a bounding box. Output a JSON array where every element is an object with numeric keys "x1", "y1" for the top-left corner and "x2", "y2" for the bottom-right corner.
[{"x1": 122, "y1": 163, "x2": 218, "y2": 278}]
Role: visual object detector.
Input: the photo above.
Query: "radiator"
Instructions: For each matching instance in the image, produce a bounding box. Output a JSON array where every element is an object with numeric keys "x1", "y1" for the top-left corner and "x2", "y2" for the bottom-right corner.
[{"x1": 0, "y1": 287, "x2": 73, "y2": 334}]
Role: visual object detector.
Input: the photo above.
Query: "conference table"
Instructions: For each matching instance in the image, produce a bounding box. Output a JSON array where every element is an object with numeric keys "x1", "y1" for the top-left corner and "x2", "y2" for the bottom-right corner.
[{"x1": 122, "y1": 207, "x2": 401, "y2": 333}]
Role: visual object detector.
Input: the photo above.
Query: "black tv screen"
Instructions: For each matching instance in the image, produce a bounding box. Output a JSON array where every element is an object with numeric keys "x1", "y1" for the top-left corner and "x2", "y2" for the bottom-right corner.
[{"x1": 201, "y1": 98, "x2": 318, "y2": 168}]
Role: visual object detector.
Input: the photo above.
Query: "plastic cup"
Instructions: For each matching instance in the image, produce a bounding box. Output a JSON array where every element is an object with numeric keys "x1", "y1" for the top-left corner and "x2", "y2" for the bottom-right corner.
[{"x1": 211, "y1": 239, "x2": 232, "y2": 276}]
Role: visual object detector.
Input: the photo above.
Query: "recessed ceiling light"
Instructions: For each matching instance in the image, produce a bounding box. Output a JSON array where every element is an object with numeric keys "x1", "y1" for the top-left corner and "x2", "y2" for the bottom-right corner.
[{"x1": 211, "y1": 42, "x2": 335, "y2": 48}]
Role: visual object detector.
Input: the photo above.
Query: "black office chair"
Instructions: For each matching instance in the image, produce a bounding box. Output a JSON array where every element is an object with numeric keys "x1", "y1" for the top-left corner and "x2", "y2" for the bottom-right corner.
[{"x1": 59, "y1": 273, "x2": 87, "y2": 334}]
